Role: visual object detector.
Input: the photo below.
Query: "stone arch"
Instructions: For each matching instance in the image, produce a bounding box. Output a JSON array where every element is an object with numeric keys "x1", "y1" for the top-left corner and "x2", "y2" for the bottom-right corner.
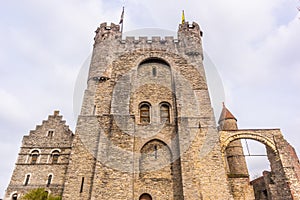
[
  {"x1": 139, "y1": 57, "x2": 171, "y2": 68},
  {"x1": 139, "y1": 139, "x2": 172, "y2": 178},
  {"x1": 221, "y1": 133, "x2": 277, "y2": 154}
]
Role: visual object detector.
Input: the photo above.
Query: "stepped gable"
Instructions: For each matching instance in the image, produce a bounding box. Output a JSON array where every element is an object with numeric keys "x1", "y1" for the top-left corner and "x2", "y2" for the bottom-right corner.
[{"x1": 22, "y1": 110, "x2": 74, "y2": 148}]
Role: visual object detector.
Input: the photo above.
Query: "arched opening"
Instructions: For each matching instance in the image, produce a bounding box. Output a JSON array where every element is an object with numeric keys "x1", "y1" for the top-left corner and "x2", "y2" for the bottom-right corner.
[
  {"x1": 47, "y1": 174, "x2": 53, "y2": 187},
  {"x1": 24, "y1": 174, "x2": 30, "y2": 186},
  {"x1": 241, "y1": 139, "x2": 271, "y2": 179},
  {"x1": 139, "y1": 193, "x2": 152, "y2": 200},
  {"x1": 160, "y1": 102, "x2": 171, "y2": 123},
  {"x1": 12, "y1": 193, "x2": 18, "y2": 200},
  {"x1": 51, "y1": 150, "x2": 60, "y2": 164},
  {"x1": 30, "y1": 150, "x2": 40, "y2": 164},
  {"x1": 139, "y1": 103, "x2": 151, "y2": 124},
  {"x1": 139, "y1": 57, "x2": 170, "y2": 67},
  {"x1": 222, "y1": 133, "x2": 290, "y2": 200}
]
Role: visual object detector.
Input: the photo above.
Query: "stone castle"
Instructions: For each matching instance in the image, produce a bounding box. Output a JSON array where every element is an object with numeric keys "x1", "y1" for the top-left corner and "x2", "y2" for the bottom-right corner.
[{"x1": 4, "y1": 19, "x2": 300, "y2": 200}]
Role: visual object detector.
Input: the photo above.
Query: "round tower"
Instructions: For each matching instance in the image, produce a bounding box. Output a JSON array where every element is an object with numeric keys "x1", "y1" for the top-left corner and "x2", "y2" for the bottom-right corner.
[
  {"x1": 218, "y1": 103, "x2": 249, "y2": 176},
  {"x1": 218, "y1": 103, "x2": 253, "y2": 199}
]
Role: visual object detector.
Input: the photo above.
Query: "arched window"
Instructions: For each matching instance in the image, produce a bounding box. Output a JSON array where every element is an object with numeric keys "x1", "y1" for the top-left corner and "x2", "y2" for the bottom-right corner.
[
  {"x1": 160, "y1": 103, "x2": 170, "y2": 123},
  {"x1": 51, "y1": 150, "x2": 60, "y2": 164},
  {"x1": 140, "y1": 103, "x2": 150, "y2": 124},
  {"x1": 12, "y1": 193, "x2": 18, "y2": 200},
  {"x1": 47, "y1": 174, "x2": 52, "y2": 187},
  {"x1": 24, "y1": 174, "x2": 30, "y2": 186},
  {"x1": 139, "y1": 193, "x2": 152, "y2": 200},
  {"x1": 30, "y1": 150, "x2": 40, "y2": 164}
]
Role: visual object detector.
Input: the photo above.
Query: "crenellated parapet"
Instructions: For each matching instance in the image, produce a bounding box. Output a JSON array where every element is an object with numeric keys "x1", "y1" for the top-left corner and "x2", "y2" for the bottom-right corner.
[
  {"x1": 178, "y1": 21, "x2": 203, "y2": 37},
  {"x1": 120, "y1": 36, "x2": 178, "y2": 45},
  {"x1": 94, "y1": 22, "x2": 122, "y2": 44}
]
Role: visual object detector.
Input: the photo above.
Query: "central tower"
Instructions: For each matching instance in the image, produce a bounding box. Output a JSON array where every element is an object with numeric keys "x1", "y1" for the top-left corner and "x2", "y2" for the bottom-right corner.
[{"x1": 62, "y1": 21, "x2": 233, "y2": 200}]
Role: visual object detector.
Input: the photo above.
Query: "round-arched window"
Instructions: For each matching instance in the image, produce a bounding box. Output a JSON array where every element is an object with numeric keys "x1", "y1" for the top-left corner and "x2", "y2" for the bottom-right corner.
[
  {"x1": 140, "y1": 103, "x2": 151, "y2": 124},
  {"x1": 139, "y1": 193, "x2": 152, "y2": 200}
]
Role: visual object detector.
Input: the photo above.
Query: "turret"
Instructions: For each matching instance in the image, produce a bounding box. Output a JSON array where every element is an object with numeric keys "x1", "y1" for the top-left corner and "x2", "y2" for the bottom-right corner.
[
  {"x1": 177, "y1": 21, "x2": 203, "y2": 59},
  {"x1": 94, "y1": 22, "x2": 122, "y2": 44},
  {"x1": 218, "y1": 103, "x2": 238, "y2": 131},
  {"x1": 218, "y1": 103, "x2": 249, "y2": 176}
]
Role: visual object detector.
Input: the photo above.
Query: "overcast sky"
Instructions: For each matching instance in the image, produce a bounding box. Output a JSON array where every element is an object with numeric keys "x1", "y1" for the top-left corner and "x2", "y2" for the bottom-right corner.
[{"x1": 1, "y1": 0, "x2": 300, "y2": 197}]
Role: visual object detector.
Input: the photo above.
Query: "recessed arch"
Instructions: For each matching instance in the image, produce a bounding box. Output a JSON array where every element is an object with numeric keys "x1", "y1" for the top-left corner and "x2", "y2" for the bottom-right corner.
[
  {"x1": 139, "y1": 57, "x2": 170, "y2": 67},
  {"x1": 140, "y1": 139, "x2": 172, "y2": 178},
  {"x1": 141, "y1": 139, "x2": 172, "y2": 156}
]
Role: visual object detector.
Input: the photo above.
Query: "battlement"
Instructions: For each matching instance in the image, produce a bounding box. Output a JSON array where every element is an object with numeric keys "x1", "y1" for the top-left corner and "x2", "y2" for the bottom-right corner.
[
  {"x1": 120, "y1": 36, "x2": 178, "y2": 45},
  {"x1": 178, "y1": 21, "x2": 203, "y2": 37},
  {"x1": 94, "y1": 21, "x2": 202, "y2": 46},
  {"x1": 96, "y1": 22, "x2": 121, "y2": 33},
  {"x1": 94, "y1": 22, "x2": 121, "y2": 43}
]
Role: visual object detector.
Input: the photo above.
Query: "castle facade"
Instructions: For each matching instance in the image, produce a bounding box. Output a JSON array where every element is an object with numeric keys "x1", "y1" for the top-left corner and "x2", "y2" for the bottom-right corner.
[{"x1": 4, "y1": 20, "x2": 300, "y2": 200}]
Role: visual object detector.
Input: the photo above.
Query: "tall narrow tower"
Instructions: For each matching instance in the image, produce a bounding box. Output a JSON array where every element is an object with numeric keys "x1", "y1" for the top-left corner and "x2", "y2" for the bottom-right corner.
[{"x1": 62, "y1": 21, "x2": 233, "y2": 200}]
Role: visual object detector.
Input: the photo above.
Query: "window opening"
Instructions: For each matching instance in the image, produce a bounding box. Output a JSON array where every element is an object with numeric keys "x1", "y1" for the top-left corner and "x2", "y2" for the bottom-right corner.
[
  {"x1": 140, "y1": 104, "x2": 150, "y2": 124},
  {"x1": 160, "y1": 104, "x2": 170, "y2": 123},
  {"x1": 51, "y1": 150, "x2": 60, "y2": 164},
  {"x1": 93, "y1": 105, "x2": 96, "y2": 115},
  {"x1": 139, "y1": 193, "x2": 152, "y2": 200},
  {"x1": 24, "y1": 174, "x2": 30, "y2": 186},
  {"x1": 12, "y1": 193, "x2": 18, "y2": 200},
  {"x1": 154, "y1": 145, "x2": 158, "y2": 159},
  {"x1": 47, "y1": 175, "x2": 52, "y2": 187},
  {"x1": 80, "y1": 177, "x2": 84, "y2": 193},
  {"x1": 47, "y1": 130, "x2": 54, "y2": 137},
  {"x1": 31, "y1": 150, "x2": 39, "y2": 164},
  {"x1": 152, "y1": 67, "x2": 156, "y2": 77}
]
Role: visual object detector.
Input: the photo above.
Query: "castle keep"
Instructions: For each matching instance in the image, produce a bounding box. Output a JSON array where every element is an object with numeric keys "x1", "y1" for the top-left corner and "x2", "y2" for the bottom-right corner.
[{"x1": 4, "y1": 20, "x2": 300, "y2": 200}]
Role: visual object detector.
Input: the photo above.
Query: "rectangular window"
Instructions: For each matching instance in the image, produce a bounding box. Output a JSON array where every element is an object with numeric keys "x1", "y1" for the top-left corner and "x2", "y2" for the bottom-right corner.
[{"x1": 47, "y1": 130, "x2": 54, "y2": 137}]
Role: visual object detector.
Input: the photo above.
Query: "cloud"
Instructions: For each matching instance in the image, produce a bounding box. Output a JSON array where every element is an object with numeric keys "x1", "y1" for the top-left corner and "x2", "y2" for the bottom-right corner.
[{"x1": 0, "y1": 89, "x2": 28, "y2": 123}]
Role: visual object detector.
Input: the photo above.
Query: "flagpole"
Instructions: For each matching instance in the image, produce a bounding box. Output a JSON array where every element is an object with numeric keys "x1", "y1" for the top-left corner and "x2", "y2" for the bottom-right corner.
[{"x1": 119, "y1": 6, "x2": 124, "y2": 33}]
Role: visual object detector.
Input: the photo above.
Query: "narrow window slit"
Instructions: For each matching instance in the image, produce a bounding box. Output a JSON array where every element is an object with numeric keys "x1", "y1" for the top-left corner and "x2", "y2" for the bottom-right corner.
[
  {"x1": 80, "y1": 177, "x2": 85, "y2": 193},
  {"x1": 47, "y1": 175, "x2": 52, "y2": 187},
  {"x1": 24, "y1": 174, "x2": 30, "y2": 186},
  {"x1": 152, "y1": 67, "x2": 156, "y2": 77},
  {"x1": 154, "y1": 145, "x2": 158, "y2": 159}
]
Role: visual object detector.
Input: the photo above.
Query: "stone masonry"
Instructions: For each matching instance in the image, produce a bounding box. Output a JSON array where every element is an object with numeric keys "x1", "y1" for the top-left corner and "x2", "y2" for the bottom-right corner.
[
  {"x1": 4, "y1": 19, "x2": 300, "y2": 200},
  {"x1": 4, "y1": 111, "x2": 74, "y2": 199}
]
